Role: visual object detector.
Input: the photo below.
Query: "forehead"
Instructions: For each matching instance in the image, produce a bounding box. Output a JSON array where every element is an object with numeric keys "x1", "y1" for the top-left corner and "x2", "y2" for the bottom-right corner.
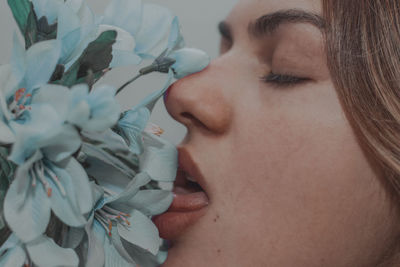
[{"x1": 226, "y1": 0, "x2": 322, "y2": 28}]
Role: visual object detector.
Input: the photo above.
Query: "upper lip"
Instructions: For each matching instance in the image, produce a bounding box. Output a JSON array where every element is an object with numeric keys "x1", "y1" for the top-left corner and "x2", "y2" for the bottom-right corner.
[{"x1": 176, "y1": 146, "x2": 209, "y2": 197}]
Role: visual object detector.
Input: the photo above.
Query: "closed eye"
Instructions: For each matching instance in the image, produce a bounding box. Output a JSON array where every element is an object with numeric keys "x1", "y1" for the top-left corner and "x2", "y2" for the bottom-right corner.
[{"x1": 260, "y1": 72, "x2": 310, "y2": 87}]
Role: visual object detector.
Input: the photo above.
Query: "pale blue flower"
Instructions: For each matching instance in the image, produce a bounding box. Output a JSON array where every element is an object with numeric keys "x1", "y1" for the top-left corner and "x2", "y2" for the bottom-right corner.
[
  {"x1": 0, "y1": 38, "x2": 61, "y2": 145},
  {"x1": 140, "y1": 17, "x2": 210, "y2": 80},
  {"x1": 83, "y1": 175, "x2": 173, "y2": 267},
  {"x1": 169, "y1": 48, "x2": 210, "y2": 79},
  {"x1": 4, "y1": 151, "x2": 92, "y2": 243},
  {"x1": 164, "y1": 17, "x2": 210, "y2": 79},
  {"x1": 0, "y1": 233, "x2": 79, "y2": 267}
]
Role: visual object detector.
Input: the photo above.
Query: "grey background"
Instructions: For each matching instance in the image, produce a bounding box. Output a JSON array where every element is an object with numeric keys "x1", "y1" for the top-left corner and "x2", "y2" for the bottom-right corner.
[{"x1": 0, "y1": 0, "x2": 236, "y2": 144}]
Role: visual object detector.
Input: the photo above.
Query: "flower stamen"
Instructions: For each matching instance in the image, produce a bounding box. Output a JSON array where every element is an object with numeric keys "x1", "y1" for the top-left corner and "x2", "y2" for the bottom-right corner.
[
  {"x1": 10, "y1": 88, "x2": 32, "y2": 119},
  {"x1": 43, "y1": 164, "x2": 66, "y2": 196},
  {"x1": 30, "y1": 169, "x2": 37, "y2": 187},
  {"x1": 95, "y1": 204, "x2": 131, "y2": 236},
  {"x1": 34, "y1": 162, "x2": 52, "y2": 197},
  {"x1": 145, "y1": 123, "x2": 164, "y2": 136}
]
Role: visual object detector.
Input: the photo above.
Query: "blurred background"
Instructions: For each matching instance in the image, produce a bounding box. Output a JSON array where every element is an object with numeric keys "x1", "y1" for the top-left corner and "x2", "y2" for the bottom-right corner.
[{"x1": 0, "y1": 0, "x2": 237, "y2": 144}]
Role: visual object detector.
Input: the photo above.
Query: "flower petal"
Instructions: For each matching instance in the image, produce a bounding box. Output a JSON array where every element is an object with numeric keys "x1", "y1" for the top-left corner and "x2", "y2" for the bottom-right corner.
[
  {"x1": 134, "y1": 4, "x2": 173, "y2": 56},
  {"x1": 117, "y1": 210, "x2": 161, "y2": 255},
  {"x1": 31, "y1": 84, "x2": 71, "y2": 120},
  {"x1": 82, "y1": 130, "x2": 138, "y2": 182},
  {"x1": 0, "y1": 120, "x2": 15, "y2": 145},
  {"x1": 110, "y1": 50, "x2": 142, "y2": 68},
  {"x1": 41, "y1": 124, "x2": 81, "y2": 163},
  {"x1": 103, "y1": 0, "x2": 142, "y2": 36},
  {"x1": 98, "y1": 24, "x2": 136, "y2": 52},
  {"x1": 116, "y1": 106, "x2": 150, "y2": 154},
  {"x1": 22, "y1": 40, "x2": 61, "y2": 93},
  {"x1": 60, "y1": 28, "x2": 81, "y2": 64},
  {"x1": 57, "y1": 4, "x2": 80, "y2": 40},
  {"x1": 8, "y1": 104, "x2": 64, "y2": 165},
  {"x1": 170, "y1": 48, "x2": 210, "y2": 79},
  {"x1": 85, "y1": 156, "x2": 134, "y2": 198},
  {"x1": 63, "y1": 227, "x2": 85, "y2": 249},
  {"x1": 105, "y1": 172, "x2": 151, "y2": 204},
  {"x1": 0, "y1": 234, "x2": 20, "y2": 254},
  {"x1": 10, "y1": 33, "x2": 25, "y2": 86},
  {"x1": 119, "y1": 241, "x2": 164, "y2": 267},
  {"x1": 85, "y1": 218, "x2": 106, "y2": 267},
  {"x1": 124, "y1": 190, "x2": 173, "y2": 216},
  {"x1": 139, "y1": 132, "x2": 178, "y2": 182},
  {"x1": 109, "y1": 226, "x2": 136, "y2": 264},
  {"x1": 0, "y1": 244, "x2": 26, "y2": 267},
  {"x1": 166, "y1": 16, "x2": 184, "y2": 53},
  {"x1": 31, "y1": 0, "x2": 63, "y2": 24},
  {"x1": 103, "y1": 232, "x2": 132, "y2": 267},
  {"x1": 57, "y1": 5, "x2": 81, "y2": 62},
  {"x1": 84, "y1": 84, "x2": 120, "y2": 132},
  {"x1": 4, "y1": 169, "x2": 51, "y2": 243},
  {"x1": 65, "y1": 0, "x2": 84, "y2": 13},
  {"x1": 26, "y1": 235, "x2": 79, "y2": 267},
  {"x1": 50, "y1": 158, "x2": 93, "y2": 215},
  {"x1": 46, "y1": 167, "x2": 87, "y2": 227}
]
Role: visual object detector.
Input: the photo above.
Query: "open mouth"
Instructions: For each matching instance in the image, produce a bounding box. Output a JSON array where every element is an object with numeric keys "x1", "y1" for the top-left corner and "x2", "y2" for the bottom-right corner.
[{"x1": 152, "y1": 148, "x2": 209, "y2": 241}]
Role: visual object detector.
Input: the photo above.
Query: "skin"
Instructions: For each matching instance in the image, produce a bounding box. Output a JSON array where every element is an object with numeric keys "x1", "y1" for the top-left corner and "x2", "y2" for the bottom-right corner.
[{"x1": 163, "y1": 0, "x2": 400, "y2": 266}]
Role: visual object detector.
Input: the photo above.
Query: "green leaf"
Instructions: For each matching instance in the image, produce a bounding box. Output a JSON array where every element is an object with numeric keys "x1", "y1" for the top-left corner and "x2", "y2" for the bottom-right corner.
[
  {"x1": 24, "y1": 5, "x2": 38, "y2": 49},
  {"x1": 7, "y1": 0, "x2": 31, "y2": 35},
  {"x1": 0, "y1": 147, "x2": 16, "y2": 231},
  {"x1": 55, "y1": 30, "x2": 117, "y2": 87},
  {"x1": 36, "y1": 16, "x2": 57, "y2": 43},
  {"x1": 7, "y1": 0, "x2": 39, "y2": 49}
]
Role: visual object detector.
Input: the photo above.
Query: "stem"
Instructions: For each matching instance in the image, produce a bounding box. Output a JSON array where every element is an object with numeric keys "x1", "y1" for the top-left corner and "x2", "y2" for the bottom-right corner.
[{"x1": 116, "y1": 73, "x2": 142, "y2": 95}]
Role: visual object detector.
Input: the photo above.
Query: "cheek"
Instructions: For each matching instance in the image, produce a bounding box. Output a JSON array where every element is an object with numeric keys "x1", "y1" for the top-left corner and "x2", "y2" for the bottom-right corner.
[
  {"x1": 229, "y1": 81, "x2": 355, "y2": 191},
  {"x1": 214, "y1": 83, "x2": 392, "y2": 263}
]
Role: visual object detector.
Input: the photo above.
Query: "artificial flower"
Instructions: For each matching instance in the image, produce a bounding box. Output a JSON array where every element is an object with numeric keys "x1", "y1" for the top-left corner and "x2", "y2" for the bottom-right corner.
[{"x1": 4, "y1": 151, "x2": 92, "y2": 243}]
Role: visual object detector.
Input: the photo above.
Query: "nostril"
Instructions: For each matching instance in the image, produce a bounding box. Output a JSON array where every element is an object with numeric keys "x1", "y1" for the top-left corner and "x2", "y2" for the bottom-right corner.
[{"x1": 181, "y1": 112, "x2": 211, "y2": 131}]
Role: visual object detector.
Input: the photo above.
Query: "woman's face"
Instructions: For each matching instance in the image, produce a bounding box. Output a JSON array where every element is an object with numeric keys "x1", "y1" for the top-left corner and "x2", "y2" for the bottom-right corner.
[{"x1": 162, "y1": 0, "x2": 400, "y2": 266}]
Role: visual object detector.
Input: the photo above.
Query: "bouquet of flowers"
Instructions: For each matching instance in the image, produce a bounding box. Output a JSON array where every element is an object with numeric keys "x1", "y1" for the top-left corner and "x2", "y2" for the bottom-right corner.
[{"x1": 0, "y1": 0, "x2": 209, "y2": 266}]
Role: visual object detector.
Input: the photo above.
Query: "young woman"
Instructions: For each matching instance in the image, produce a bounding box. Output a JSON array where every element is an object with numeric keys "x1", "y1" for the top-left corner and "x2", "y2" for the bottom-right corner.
[{"x1": 154, "y1": 0, "x2": 400, "y2": 266}]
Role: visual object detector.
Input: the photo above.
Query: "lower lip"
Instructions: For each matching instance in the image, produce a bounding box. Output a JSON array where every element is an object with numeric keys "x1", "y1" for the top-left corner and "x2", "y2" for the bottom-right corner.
[{"x1": 152, "y1": 191, "x2": 209, "y2": 240}]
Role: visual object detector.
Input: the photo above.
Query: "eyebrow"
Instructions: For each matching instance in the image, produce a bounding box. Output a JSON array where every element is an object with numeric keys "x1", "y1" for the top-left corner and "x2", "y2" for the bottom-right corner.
[{"x1": 248, "y1": 9, "x2": 326, "y2": 38}]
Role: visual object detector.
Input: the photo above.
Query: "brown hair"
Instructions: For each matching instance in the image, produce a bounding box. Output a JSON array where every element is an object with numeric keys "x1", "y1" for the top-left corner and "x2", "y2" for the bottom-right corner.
[{"x1": 322, "y1": 0, "x2": 400, "y2": 198}]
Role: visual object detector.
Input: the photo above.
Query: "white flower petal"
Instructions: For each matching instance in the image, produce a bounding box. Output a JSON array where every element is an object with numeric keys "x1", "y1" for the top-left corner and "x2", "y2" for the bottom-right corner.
[{"x1": 26, "y1": 235, "x2": 79, "y2": 267}]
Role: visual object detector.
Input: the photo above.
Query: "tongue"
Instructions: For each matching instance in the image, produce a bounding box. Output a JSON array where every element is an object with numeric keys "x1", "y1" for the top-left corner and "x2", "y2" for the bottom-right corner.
[{"x1": 168, "y1": 187, "x2": 209, "y2": 212}]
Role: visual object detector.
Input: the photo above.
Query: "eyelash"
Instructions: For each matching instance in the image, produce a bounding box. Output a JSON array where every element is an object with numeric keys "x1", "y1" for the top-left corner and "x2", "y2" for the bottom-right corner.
[{"x1": 260, "y1": 72, "x2": 310, "y2": 87}]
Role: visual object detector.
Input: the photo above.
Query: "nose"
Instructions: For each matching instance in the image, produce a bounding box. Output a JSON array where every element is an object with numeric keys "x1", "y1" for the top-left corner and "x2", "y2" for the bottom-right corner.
[{"x1": 164, "y1": 60, "x2": 233, "y2": 135}]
